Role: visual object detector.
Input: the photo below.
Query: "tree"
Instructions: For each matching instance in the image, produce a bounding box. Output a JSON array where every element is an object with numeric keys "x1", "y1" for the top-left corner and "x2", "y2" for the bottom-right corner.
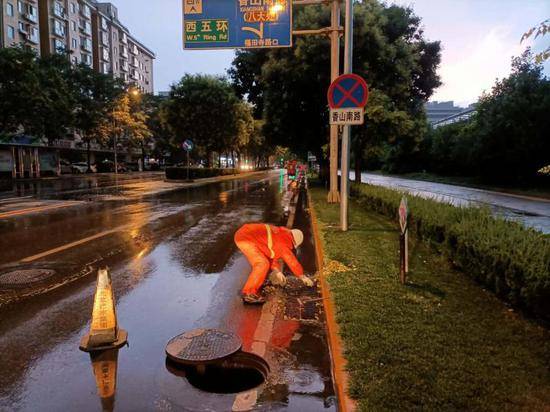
[
  {"x1": 72, "y1": 64, "x2": 124, "y2": 170},
  {"x1": 469, "y1": 50, "x2": 550, "y2": 182},
  {"x1": 34, "y1": 52, "x2": 78, "y2": 144},
  {"x1": 522, "y1": 18, "x2": 549, "y2": 63},
  {"x1": 228, "y1": 1, "x2": 441, "y2": 178},
  {"x1": 161, "y1": 74, "x2": 241, "y2": 167},
  {"x1": 0, "y1": 47, "x2": 41, "y2": 136}
]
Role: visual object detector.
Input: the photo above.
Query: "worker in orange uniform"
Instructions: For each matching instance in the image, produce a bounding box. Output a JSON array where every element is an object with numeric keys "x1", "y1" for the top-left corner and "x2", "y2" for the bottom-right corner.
[{"x1": 234, "y1": 223, "x2": 314, "y2": 304}]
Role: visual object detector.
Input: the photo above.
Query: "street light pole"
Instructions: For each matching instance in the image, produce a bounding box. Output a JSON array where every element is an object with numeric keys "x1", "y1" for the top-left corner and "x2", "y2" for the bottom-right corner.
[
  {"x1": 340, "y1": 0, "x2": 353, "y2": 230},
  {"x1": 327, "y1": 0, "x2": 341, "y2": 204}
]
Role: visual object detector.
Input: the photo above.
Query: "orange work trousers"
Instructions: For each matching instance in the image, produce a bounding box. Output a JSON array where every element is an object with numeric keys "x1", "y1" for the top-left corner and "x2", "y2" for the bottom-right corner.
[{"x1": 236, "y1": 240, "x2": 271, "y2": 295}]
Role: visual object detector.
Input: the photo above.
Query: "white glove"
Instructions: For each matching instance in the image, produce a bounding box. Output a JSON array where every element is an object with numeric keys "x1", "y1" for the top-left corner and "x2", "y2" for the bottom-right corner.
[
  {"x1": 301, "y1": 276, "x2": 314, "y2": 287},
  {"x1": 269, "y1": 270, "x2": 287, "y2": 287}
]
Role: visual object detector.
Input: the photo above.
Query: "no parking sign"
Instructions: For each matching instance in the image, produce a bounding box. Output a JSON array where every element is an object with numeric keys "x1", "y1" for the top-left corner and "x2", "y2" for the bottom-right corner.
[{"x1": 327, "y1": 74, "x2": 369, "y2": 125}]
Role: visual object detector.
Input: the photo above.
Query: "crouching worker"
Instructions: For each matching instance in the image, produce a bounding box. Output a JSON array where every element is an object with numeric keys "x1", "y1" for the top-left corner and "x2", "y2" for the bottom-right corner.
[{"x1": 234, "y1": 223, "x2": 314, "y2": 304}]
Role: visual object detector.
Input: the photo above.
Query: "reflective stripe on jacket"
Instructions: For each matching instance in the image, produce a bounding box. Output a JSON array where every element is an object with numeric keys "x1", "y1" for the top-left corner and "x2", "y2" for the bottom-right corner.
[{"x1": 234, "y1": 223, "x2": 304, "y2": 277}]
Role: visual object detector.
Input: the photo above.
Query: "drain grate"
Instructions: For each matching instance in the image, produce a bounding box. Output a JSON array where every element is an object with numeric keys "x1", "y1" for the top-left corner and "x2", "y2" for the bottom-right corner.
[
  {"x1": 166, "y1": 329, "x2": 242, "y2": 365},
  {"x1": 0, "y1": 269, "x2": 56, "y2": 288}
]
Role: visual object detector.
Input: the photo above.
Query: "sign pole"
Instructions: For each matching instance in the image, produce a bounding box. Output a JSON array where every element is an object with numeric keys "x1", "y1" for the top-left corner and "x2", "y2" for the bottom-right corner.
[
  {"x1": 327, "y1": 0, "x2": 341, "y2": 204},
  {"x1": 187, "y1": 149, "x2": 190, "y2": 181},
  {"x1": 398, "y1": 197, "x2": 409, "y2": 284},
  {"x1": 340, "y1": 0, "x2": 354, "y2": 231}
]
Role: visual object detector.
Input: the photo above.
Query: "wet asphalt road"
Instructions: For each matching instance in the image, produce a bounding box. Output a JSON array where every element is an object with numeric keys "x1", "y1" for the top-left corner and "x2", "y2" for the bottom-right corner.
[
  {"x1": 0, "y1": 171, "x2": 335, "y2": 411},
  {"x1": 353, "y1": 172, "x2": 550, "y2": 234}
]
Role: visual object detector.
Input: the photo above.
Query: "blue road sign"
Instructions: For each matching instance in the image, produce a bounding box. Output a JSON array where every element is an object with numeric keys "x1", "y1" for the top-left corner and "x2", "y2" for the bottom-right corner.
[
  {"x1": 183, "y1": 0, "x2": 292, "y2": 50},
  {"x1": 182, "y1": 139, "x2": 194, "y2": 152}
]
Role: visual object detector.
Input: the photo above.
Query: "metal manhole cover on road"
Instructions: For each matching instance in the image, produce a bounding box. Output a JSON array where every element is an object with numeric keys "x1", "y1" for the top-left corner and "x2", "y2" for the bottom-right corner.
[
  {"x1": 0, "y1": 269, "x2": 56, "y2": 288},
  {"x1": 166, "y1": 329, "x2": 242, "y2": 365}
]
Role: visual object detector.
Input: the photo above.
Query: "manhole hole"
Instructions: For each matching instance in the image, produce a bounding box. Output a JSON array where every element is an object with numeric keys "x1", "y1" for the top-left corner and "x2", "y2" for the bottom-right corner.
[
  {"x1": 166, "y1": 329, "x2": 242, "y2": 365},
  {"x1": 166, "y1": 351, "x2": 270, "y2": 394},
  {"x1": 0, "y1": 269, "x2": 56, "y2": 288}
]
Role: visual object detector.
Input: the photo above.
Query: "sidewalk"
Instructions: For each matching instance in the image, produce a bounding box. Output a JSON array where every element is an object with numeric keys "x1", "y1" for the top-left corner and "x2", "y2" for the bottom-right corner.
[{"x1": 309, "y1": 186, "x2": 550, "y2": 411}]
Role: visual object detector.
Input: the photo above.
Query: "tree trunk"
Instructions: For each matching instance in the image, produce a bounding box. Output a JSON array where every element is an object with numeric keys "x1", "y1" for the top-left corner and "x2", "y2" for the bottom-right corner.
[
  {"x1": 218, "y1": 152, "x2": 221, "y2": 168},
  {"x1": 86, "y1": 137, "x2": 91, "y2": 172}
]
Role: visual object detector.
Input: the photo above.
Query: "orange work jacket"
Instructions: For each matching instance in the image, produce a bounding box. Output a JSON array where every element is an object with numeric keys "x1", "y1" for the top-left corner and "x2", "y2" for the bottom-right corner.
[{"x1": 235, "y1": 223, "x2": 304, "y2": 277}]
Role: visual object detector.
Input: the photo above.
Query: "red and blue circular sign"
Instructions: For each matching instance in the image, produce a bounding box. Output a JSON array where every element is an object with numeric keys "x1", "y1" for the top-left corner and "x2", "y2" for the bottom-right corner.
[
  {"x1": 182, "y1": 139, "x2": 194, "y2": 152},
  {"x1": 327, "y1": 74, "x2": 369, "y2": 109}
]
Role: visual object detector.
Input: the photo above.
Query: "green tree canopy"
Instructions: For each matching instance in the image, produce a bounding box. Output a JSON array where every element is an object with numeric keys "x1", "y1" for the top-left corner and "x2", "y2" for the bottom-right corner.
[{"x1": 228, "y1": 0, "x2": 442, "y2": 174}]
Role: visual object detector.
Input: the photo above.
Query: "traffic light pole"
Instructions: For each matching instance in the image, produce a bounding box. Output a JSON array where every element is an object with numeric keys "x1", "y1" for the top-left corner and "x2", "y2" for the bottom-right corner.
[{"x1": 340, "y1": 0, "x2": 353, "y2": 230}]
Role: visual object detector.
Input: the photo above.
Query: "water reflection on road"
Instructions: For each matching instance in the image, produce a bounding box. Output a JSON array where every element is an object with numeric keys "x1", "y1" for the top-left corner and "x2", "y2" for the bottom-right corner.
[
  {"x1": 353, "y1": 172, "x2": 550, "y2": 233},
  {"x1": 0, "y1": 172, "x2": 335, "y2": 411}
]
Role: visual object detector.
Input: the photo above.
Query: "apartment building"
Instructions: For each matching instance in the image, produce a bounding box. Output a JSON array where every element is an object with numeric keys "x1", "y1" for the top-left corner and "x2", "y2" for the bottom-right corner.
[
  {"x1": 93, "y1": 2, "x2": 154, "y2": 93},
  {"x1": 1, "y1": 0, "x2": 41, "y2": 53},
  {"x1": 2, "y1": 0, "x2": 154, "y2": 92},
  {"x1": 38, "y1": 0, "x2": 96, "y2": 67}
]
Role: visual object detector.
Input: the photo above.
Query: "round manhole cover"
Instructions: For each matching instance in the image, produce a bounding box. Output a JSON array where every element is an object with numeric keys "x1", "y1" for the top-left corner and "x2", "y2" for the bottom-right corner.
[
  {"x1": 0, "y1": 269, "x2": 56, "y2": 287},
  {"x1": 166, "y1": 329, "x2": 242, "y2": 365}
]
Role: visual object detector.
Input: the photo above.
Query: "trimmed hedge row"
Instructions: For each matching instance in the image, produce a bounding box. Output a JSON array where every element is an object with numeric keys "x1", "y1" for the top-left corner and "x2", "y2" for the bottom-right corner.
[
  {"x1": 165, "y1": 167, "x2": 241, "y2": 180},
  {"x1": 351, "y1": 183, "x2": 550, "y2": 320}
]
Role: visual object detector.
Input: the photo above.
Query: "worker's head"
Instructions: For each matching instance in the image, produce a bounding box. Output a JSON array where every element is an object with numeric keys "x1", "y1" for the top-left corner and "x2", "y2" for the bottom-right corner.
[{"x1": 291, "y1": 229, "x2": 304, "y2": 248}]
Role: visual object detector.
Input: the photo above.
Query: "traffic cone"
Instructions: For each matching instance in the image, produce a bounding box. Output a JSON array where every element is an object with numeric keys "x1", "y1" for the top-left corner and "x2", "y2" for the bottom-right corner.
[{"x1": 80, "y1": 268, "x2": 128, "y2": 352}]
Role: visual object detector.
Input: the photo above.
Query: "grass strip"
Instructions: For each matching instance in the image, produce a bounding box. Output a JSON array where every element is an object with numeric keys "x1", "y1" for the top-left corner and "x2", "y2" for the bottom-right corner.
[
  {"x1": 350, "y1": 183, "x2": 550, "y2": 320},
  {"x1": 310, "y1": 186, "x2": 550, "y2": 411}
]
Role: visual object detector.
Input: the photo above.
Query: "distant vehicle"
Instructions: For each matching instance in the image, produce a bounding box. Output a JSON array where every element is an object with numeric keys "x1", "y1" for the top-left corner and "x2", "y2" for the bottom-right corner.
[
  {"x1": 71, "y1": 162, "x2": 96, "y2": 174},
  {"x1": 60, "y1": 160, "x2": 72, "y2": 174},
  {"x1": 97, "y1": 160, "x2": 127, "y2": 173}
]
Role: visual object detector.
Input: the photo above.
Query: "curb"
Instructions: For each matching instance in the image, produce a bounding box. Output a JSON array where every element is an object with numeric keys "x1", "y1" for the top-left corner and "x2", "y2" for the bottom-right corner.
[{"x1": 307, "y1": 190, "x2": 356, "y2": 412}]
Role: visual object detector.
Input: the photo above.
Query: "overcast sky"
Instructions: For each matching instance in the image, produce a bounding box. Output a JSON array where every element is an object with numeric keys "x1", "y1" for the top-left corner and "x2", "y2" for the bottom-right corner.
[{"x1": 112, "y1": 0, "x2": 549, "y2": 107}]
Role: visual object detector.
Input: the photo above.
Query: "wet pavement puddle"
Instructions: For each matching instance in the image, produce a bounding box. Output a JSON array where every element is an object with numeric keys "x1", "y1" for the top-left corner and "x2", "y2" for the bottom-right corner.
[{"x1": 0, "y1": 172, "x2": 336, "y2": 411}]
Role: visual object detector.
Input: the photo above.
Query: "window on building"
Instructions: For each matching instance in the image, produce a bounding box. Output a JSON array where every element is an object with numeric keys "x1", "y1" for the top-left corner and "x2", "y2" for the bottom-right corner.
[
  {"x1": 28, "y1": 5, "x2": 37, "y2": 20},
  {"x1": 17, "y1": 0, "x2": 23, "y2": 13},
  {"x1": 29, "y1": 27, "x2": 39, "y2": 43},
  {"x1": 72, "y1": 38, "x2": 77, "y2": 49},
  {"x1": 54, "y1": 39, "x2": 65, "y2": 53},
  {"x1": 7, "y1": 25, "x2": 15, "y2": 39},
  {"x1": 71, "y1": 56, "x2": 78, "y2": 64},
  {"x1": 72, "y1": 21, "x2": 77, "y2": 31},
  {"x1": 6, "y1": 3, "x2": 14, "y2": 17},
  {"x1": 70, "y1": 3, "x2": 76, "y2": 13},
  {"x1": 18, "y1": 21, "x2": 25, "y2": 32},
  {"x1": 54, "y1": 20, "x2": 65, "y2": 37}
]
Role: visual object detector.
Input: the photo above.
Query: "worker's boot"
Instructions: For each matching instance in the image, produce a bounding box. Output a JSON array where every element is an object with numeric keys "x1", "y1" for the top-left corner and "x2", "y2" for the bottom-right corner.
[{"x1": 242, "y1": 293, "x2": 266, "y2": 305}]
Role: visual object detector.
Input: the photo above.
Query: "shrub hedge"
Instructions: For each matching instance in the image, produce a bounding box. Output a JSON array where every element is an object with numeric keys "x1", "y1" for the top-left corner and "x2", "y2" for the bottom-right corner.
[
  {"x1": 351, "y1": 183, "x2": 550, "y2": 320},
  {"x1": 165, "y1": 167, "x2": 241, "y2": 180}
]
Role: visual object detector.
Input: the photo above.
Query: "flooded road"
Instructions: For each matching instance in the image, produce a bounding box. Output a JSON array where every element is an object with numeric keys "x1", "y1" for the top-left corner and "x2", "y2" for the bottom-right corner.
[
  {"x1": 0, "y1": 171, "x2": 335, "y2": 411},
  {"x1": 352, "y1": 172, "x2": 550, "y2": 234}
]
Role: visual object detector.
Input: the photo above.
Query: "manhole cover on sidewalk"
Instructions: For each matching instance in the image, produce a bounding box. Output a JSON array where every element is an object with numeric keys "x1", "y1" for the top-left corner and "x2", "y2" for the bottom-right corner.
[
  {"x1": 0, "y1": 269, "x2": 56, "y2": 288},
  {"x1": 166, "y1": 329, "x2": 242, "y2": 365}
]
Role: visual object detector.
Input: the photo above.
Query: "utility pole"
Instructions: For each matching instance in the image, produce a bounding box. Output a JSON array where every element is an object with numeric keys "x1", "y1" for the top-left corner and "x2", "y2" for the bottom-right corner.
[
  {"x1": 326, "y1": 0, "x2": 341, "y2": 203},
  {"x1": 292, "y1": 0, "x2": 342, "y2": 203},
  {"x1": 340, "y1": 0, "x2": 353, "y2": 230}
]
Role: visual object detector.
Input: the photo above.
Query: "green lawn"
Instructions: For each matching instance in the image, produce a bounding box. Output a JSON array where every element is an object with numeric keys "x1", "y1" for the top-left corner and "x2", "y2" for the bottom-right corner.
[{"x1": 311, "y1": 187, "x2": 550, "y2": 411}]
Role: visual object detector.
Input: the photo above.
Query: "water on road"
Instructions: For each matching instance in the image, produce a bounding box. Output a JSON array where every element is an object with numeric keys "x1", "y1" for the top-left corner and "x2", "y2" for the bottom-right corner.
[
  {"x1": 353, "y1": 172, "x2": 550, "y2": 234},
  {"x1": 0, "y1": 171, "x2": 335, "y2": 411}
]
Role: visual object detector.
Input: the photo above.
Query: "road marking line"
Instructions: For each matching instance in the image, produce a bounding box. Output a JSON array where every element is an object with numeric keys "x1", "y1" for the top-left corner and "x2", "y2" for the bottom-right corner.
[
  {"x1": 20, "y1": 229, "x2": 118, "y2": 263},
  {"x1": 0, "y1": 202, "x2": 81, "y2": 219}
]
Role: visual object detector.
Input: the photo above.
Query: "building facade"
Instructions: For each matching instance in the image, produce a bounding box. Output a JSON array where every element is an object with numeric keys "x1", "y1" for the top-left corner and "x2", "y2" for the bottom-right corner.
[
  {"x1": 2, "y1": 0, "x2": 154, "y2": 91},
  {"x1": 425, "y1": 101, "x2": 466, "y2": 125},
  {"x1": 1, "y1": 0, "x2": 41, "y2": 53}
]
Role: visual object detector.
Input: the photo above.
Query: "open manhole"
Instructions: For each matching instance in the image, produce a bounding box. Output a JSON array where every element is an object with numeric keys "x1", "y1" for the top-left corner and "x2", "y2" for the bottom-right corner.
[
  {"x1": 0, "y1": 269, "x2": 56, "y2": 288},
  {"x1": 166, "y1": 351, "x2": 270, "y2": 394},
  {"x1": 166, "y1": 329, "x2": 242, "y2": 365}
]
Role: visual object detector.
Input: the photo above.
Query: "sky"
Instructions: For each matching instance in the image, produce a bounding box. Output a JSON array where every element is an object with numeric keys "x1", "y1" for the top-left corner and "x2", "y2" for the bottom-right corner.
[{"x1": 113, "y1": 0, "x2": 549, "y2": 107}]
